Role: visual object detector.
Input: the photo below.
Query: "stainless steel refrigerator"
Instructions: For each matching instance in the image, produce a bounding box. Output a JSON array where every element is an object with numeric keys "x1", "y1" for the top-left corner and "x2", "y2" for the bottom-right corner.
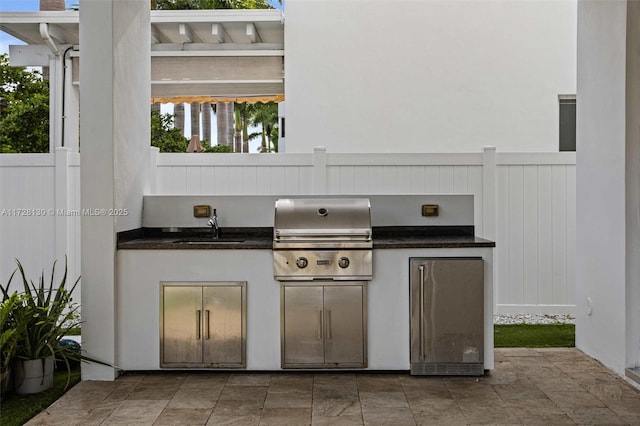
[{"x1": 409, "y1": 257, "x2": 484, "y2": 375}]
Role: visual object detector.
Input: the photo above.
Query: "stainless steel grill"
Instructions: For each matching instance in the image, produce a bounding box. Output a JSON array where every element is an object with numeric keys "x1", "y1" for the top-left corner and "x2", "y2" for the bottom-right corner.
[{"x1": 273, "y1": 198, "x2": 373, "y2": 281}]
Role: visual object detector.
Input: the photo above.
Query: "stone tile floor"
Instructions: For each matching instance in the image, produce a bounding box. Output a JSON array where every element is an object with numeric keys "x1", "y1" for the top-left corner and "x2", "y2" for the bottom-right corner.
[{"x1": 26, "y1": 348, "x2": 640, "y2": 425}]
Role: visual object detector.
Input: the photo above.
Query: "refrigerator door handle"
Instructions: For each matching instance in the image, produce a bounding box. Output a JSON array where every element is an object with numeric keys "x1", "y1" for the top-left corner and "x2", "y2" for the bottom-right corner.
[{"x1": 419, "y1": 264, "x2": 425, "y2": 361}]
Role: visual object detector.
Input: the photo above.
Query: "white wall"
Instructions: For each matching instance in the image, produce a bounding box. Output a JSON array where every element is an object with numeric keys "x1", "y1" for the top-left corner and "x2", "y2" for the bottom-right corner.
[
  {"x1": 79, "y1": 0, "x2": 150, "y2": 380},
  {"x1": 625, "y1": 0, "x2": 640, "y2": 376},
  {"x1": 575, "y1": 0, "x2": 627, "y2": 374},
  {"x1": 284, "y1": 0, "x2": 577, "y2": 153}
]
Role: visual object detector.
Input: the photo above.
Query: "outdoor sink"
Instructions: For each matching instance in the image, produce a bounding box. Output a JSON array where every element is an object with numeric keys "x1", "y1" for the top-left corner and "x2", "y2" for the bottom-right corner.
[{"x1": 173, "y1": 237, "x2": 245, "y2": 244}]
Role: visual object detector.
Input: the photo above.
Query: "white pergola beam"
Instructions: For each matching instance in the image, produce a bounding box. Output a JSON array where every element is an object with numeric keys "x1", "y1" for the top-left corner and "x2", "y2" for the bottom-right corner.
[
  {"x1": 46, "y1": 23, "x2": 67, "y2": 44},
  {"x1": 246, "y1": 22, "x2": 261, "y2": 43},
  {"x1": 151, "y1": 25, "x2": 162, "y2": 43},
  {"x1": 178, "y1": 23, "x2": 193, "y2": 43},
  {"x1": 211, "y1": 23, "x2": 225, "y2": 43}
]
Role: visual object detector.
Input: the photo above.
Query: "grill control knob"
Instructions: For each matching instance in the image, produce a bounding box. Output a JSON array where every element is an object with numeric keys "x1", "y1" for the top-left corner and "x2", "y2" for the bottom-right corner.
[
  {"x1": 296, "y1": 257, "x2": 308, "y2": 269},
  {"x1": 338, "y1": 257, "x2": 350, "y2": 269}
]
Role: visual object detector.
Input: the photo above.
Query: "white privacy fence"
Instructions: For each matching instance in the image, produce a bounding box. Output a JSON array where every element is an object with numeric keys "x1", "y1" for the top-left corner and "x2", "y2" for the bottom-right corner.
[
  {"x1": 0, "y1": 149, "x2": 81, "y2": 294},
  {"x1": 1, "y1": 147, "x2": 576, "y2": 315}
]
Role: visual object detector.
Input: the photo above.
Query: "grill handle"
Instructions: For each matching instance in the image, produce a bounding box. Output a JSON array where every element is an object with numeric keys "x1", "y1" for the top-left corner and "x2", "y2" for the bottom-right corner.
[{"x1": 275, "y1": 229, "x2": 372, "y2": 239}]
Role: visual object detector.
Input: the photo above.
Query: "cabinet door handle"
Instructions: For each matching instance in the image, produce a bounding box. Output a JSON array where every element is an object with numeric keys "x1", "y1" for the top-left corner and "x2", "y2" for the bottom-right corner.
[
  {"x1": 196, "y1": 309, "x2": 201, "y2": 340},
  {"x1": 205, "y1": 310, "x2": 210, "y2": 340},
  {"x1": 317, "y1": 310, "x2": 323, "y2": 340},
  {"x1": 326, "y1": 310, "x2": 332, "y2": 340},
  {"x1": 419, "y1": 264, "x2": 425, "y2": 361}
]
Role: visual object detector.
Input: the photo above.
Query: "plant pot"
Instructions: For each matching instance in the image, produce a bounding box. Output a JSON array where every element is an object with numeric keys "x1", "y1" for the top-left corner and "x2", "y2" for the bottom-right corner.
[
  {"x1": 13, "y1": 357, "x2": 54, "y2": 394},
  {"x1": 0, "y1": 366, "x2": 11, "y2": 395}
]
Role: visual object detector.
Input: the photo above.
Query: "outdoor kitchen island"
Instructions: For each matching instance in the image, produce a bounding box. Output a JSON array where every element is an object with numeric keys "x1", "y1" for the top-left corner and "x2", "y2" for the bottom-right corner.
[{"x1": 116, "y1": 195, "x2": 494, "y2": 373}]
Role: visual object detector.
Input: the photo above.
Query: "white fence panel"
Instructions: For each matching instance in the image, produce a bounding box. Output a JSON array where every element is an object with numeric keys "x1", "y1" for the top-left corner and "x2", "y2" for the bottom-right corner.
[
  {"x1": 0, "y1": 154, "x2": 57, "y2": 292},
  {"x1": 1, "y1": 148, "x2": 576, "y2": 315},
  {"x1": 155, "y1": 153, "x2": 314, "y2": 195},
  {"x1": 495, "y1": 152, "x2": 576, "y2": 314}
]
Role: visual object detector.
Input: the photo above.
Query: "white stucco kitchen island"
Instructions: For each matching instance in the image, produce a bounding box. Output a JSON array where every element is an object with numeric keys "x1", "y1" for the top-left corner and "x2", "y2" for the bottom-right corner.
[{"x1": 115, "y1": 195, "x2": 494, "y2": 374}]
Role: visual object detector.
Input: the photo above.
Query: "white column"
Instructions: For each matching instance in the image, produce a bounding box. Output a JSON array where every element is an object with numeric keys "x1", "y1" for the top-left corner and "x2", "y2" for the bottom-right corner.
[
  {"x1": 54, "y1": 147, "x2": 71, "y2": 264},
  {"x1": 482, "y1": 146, "x2": 497, "y2": 319},
  {"x1": 625, "y1": 0, "x2": 640, "y2": 379},
  {"x1": 482, "y1": 146, "x2": 497, "y2": 242},
  {"x1": 48, "y1": 54, "x2": 63, "y2": 151},
  {"x1": 63, "y1": 53, "x2": 80, "y2": 151},
  {"x1": 576, "y1": 0, "x2": 627, "y2": 375},
  {"x1": 80, "y1": 0, "x2": 150, "y2": 380}
]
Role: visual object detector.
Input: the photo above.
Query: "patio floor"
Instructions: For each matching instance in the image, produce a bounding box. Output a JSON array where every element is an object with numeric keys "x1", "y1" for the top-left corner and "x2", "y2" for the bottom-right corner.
[{"x1": 26, "y1": 348, "x2": 640, "y2": 425}]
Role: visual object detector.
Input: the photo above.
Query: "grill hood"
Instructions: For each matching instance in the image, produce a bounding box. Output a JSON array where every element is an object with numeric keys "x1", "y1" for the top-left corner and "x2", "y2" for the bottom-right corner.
[{"x1": 273, "y1": 198, "x2": 372, "y2": 242}]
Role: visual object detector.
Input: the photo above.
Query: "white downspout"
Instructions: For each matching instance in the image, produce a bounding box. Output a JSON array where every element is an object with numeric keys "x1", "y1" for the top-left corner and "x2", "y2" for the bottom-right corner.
[
  {"x1": 39, "y1": 22, "x2": 60, "y2": 57},
  {"x1": 40, "y1": 23, "x2": 63, "y2": 151}
]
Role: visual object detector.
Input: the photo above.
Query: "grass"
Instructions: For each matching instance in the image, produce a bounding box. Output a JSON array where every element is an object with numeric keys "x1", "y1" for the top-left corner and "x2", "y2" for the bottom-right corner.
[
  {"x1": 0, "y1": 366, "x2": 81, "y2": 426},
  {"x1": 495, "y1": 324, "x2": 575, "y2": 348}
]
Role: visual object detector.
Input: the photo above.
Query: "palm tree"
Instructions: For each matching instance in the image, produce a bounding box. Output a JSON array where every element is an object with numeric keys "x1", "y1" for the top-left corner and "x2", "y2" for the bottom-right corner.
[
  {"x1": 216, "y1": 103, "x2": 234, "y2": 148},
  {"x1": 190, "y1": 102, "x2": 200, "y2": 140},
  {"x1": 202, "y1": 102, "x2": 212, "y2": 144},
  {"x1": 174, "y1": 103, "x2": 185, "y2": 136},
  {"x1": 251, "y1": 102, "x2": 278, "y2": 153}
]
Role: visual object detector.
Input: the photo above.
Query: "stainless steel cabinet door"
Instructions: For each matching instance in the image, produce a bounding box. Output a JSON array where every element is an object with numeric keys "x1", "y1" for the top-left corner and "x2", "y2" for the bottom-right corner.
[
  {"x1": 162, "y1": 286, "x2": 203, "y2": 364},
  {"x1": 282, "y1": 286, "x2": 324, "y2": 365},
  {"x1": 202, "y1": 286, "x2": 244, "y2": 366},
  {"x1": 410, "y1": 258, "x2": 484, "y2": 364},
  {"x1": 324, "y1": 285, "x2": 365, "y2": 365},
  {"x1": 161, "y1": 282, "x2": 246, "y2": 368}
]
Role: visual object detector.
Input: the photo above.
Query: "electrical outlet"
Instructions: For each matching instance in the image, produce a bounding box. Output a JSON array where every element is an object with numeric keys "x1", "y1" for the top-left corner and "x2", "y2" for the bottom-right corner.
[
  {"x1": 421, "y1": 204, "x2": 439, "y2": 217},
  {"x1": 193, "y1": 205, "x2": 211, "y2": 218}
]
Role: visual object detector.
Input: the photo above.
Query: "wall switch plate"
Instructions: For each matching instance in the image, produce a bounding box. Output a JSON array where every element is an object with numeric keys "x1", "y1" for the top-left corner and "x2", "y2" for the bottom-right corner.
[
  {"x1": 193, "y1": 205, "x2": 211, "y2": 218},
  {"x1": 421, "y1": 204, "x2": 439, "y2": 217}
]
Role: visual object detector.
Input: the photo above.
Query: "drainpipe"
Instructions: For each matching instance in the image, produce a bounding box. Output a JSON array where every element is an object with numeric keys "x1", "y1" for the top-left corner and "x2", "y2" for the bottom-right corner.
[
  {"x1": 40, "y1": 23, "x2": 63, "y2": 151},
  {"x1": 39, "y1": 23, "x2": 60, "y2": 57}
]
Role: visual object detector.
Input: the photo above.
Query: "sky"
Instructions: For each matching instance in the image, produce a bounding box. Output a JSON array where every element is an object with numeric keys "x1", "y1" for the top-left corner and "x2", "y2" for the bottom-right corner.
[{"x1": 0, "y1": 0, "x2": 283, "y2": 151}]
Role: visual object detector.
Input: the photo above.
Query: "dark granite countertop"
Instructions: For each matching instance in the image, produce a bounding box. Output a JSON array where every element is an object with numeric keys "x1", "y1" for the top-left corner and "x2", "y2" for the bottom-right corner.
[
  {"x1": 117, "y1": 227, "x2": 272, "y2": 250},
  {"x1": 372, "y1": 226, "x2": 495, "y2": 248},
  {"x1": 117, "y1": 226, "x2": 495, "y2": 250}
]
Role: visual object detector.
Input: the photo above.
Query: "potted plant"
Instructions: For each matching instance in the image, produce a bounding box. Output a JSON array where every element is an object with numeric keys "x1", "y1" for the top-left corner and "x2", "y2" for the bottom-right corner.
[
  {"x1": 0, "y1": 292, "x2": 22, "y2": 395},
  {"x1": 0, "y1": 258, "x2": 82, "y2": 394}
]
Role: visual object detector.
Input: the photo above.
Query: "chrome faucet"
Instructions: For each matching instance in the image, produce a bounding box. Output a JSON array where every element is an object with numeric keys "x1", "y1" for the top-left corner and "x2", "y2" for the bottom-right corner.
[{"x1": 207, "y1": 209, "x2": 220, "y2": 239}]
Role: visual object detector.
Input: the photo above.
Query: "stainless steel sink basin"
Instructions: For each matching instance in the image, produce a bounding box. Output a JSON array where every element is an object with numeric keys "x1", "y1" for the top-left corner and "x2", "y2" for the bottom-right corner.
[{"x1": 173, "y1": 238, "x2": 245, "y2": 244}]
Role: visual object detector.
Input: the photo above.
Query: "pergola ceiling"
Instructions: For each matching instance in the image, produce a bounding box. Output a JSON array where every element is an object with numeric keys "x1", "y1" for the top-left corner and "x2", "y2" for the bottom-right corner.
[{"x1": 0, "y1": 9, "x2": 284, "y2": 102}]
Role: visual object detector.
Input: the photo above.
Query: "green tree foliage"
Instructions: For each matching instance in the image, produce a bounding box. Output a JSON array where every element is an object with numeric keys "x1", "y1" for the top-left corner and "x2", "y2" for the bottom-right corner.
[
  {"x1": 154, "y1": 0, "x2": 279, "y2": 10},
  {"x1": 205, "y1": 144, "x2": 234, "y2": 153},
  {"x1": 250, "y1": 102, "x2": 278, "y2": 153},
  {"x1": 0, "y1": 54, "x2": 50, "y2": 153},
  {"x1": 151, "y1": 110, "x2": 189, "y2": 152}
]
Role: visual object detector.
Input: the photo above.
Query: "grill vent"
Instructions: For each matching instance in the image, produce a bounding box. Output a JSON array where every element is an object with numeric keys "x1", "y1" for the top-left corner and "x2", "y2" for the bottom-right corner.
[{"x1": 410, "y1": 362, "x2": 484, "y2": 376}]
